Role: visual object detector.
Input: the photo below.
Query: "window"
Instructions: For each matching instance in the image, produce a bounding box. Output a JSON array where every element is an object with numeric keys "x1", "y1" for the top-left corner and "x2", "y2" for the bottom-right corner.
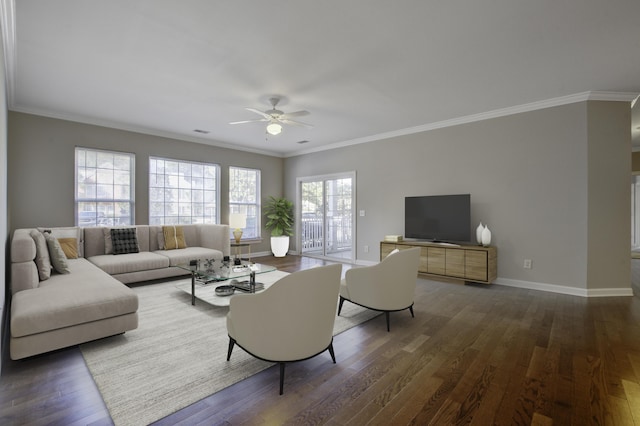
[
  {"x1": 75, "y1": 147, "x2": 135, "y2": 227},
  {"x1": 149, "y1": 157, "x2": 219, "y2": 225},
  {"x1": 229, "y1": 166, "x2": 261, "y2": 239}
]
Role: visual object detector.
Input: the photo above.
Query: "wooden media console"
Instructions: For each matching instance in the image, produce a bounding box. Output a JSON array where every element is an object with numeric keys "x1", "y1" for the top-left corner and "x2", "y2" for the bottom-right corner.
[{"x1": 380, "y1": 240, "x2": 497, "y2": 284}]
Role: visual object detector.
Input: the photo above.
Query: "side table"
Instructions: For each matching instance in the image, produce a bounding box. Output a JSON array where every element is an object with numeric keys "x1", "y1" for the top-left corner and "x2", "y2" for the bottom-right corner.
[{"x1": 231, "y1": 242, "x2": 252, "y2": 264}]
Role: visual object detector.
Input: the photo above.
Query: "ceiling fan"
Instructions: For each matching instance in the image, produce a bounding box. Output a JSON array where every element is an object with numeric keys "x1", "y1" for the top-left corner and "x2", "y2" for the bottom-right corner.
[{"x1": 229, "y1": 97, "x2": 313, "y2": 135}]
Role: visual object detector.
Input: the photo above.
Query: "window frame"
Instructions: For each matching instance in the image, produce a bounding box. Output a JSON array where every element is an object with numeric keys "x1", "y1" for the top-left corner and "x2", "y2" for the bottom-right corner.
[
  {"x1": 75, "y1": 147, "x2": 135, "y2": 227},
  {"x1": 229, "y1": 166, "x2": 261, "y2": 240},
  {"x1": 149, "y1": 156, "x2": 220, "y2": 225}
]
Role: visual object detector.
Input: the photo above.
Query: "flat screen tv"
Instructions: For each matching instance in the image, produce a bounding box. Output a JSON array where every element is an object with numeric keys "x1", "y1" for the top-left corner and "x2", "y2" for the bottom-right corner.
[{"x1": 404, "y1": 194, "x2": 471, "y2": 243}]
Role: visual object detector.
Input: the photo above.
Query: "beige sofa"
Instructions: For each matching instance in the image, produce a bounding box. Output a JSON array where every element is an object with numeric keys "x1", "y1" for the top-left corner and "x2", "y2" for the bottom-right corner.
[
  {"x1": 10, "y1": 224, "x2": 230, "y2": 360},
  {"x1": 83, "y1": 225, "x2": 230, "y2": 283}
]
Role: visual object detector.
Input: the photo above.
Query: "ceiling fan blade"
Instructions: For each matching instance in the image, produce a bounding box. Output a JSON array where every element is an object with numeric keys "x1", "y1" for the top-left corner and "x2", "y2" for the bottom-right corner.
[
  {"x1": 229, "y1": 118, "x2": 268, "y2": 125},
  {"x1": 245, "y1": 108, "x2": 273, "y2": 120},
  {"x1": 279, "y1": 110, "x2": 310, "y2": 119},
  {"x1": 280, "y1": 118, "x2": 314, "y2": 128}
]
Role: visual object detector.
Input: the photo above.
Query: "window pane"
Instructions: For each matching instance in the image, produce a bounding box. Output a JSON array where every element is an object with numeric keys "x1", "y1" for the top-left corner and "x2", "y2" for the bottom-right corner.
[
  {"x1": 75, "y1": 147, "x2": 135, "y2": 226},
  {"x1": 150, "y1": 187, "x2": 164, "y2": 202},
  {"x1": 149, "y1": 156, "x2": 219, "y2": 225}
]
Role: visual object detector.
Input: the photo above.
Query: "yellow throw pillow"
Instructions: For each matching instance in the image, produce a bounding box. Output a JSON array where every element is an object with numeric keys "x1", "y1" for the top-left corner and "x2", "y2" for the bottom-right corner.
[
  {"x1": 58, "y1": 237, "x2": 79, "y2": 259},
  {"x1": 162, "y1": 226, "x2": 187, "y2": 250}
]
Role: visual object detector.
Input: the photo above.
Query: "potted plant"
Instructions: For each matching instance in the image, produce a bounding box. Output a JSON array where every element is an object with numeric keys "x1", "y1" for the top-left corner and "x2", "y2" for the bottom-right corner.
[{"x1": 264, "y1": 196, "x2": 294, "y2": 257}]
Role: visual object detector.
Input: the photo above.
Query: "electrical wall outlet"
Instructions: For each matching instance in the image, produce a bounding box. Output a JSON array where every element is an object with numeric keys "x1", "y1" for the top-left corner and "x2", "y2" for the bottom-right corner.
[
  {"x1": 524, "y1": 259, "x2": 532, "y2": 269},
  {"x1": 364, "y1": 245, "x2": 369, "y2": 253}
]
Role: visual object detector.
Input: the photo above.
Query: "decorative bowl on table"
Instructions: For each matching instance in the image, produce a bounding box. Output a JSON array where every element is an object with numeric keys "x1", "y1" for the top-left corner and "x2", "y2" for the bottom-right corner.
[{"x1": 215, "y1": 285, "x2": 235, "y2": 296}]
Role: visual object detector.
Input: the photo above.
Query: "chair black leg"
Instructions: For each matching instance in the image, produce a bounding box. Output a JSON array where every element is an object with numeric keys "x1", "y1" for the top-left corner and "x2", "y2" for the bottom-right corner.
[
  {"x1": 385, "y1": 311, "x2": 390, "y2": 332},
  {"x1": 328, "y1": 342, "x2": 336, "y2": 364},
  {"x1": 409, "y1": 305, "x2": 415, "y2": 318},
  {"x1": 338, "y1": 296, "x2": 346, "y2": 316},
  {"x1": 279, "y1": 362, "x2": 286, "y2": 395},
  {"x1": 227, "y1": 337, "x2": 235, "y2": 361}
]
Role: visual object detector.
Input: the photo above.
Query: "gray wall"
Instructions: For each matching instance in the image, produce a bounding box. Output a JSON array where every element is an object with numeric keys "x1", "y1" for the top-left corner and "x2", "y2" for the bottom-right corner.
[
  {"x1": 586, "y1": 101, "x2": 631, "y2": 290},
  {"x1": 5, "y1": 100, "x2": 632, "y2": 295},
  {"x1": 284, "y1": 101, "x2": 631, "y2": 292},
  {"x1": 7, "y1": 112, "x2": 284, "y2": 255}
]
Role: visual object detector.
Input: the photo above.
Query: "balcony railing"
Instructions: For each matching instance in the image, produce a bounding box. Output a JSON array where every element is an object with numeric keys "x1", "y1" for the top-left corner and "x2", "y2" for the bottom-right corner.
[{"x1": 301, "y1": 216, "x2": 352, "y2": 253}]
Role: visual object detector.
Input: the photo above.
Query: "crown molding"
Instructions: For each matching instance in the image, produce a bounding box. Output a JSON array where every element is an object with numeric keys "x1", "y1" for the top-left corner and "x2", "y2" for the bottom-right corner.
[
  {"x1": 1, "y1": 0, "x2": 637, "y2": 159},
  {"x1": 10, "y1": 105, "x2": 286, "y2": 158},
  {"x1": 3, "y1": 6, "x2": 636, "y2": 164},
  {"x1": 9, "y1": 90, "x2": 638, "y2": 160},
  {"x1": 289, "y1": 91, "x2": 639, "y2": 157}
]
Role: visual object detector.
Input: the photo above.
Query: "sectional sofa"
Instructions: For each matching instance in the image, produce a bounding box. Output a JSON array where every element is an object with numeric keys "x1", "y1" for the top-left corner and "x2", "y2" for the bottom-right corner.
[{"x1": 10, "y1": 224, "x2": 230, "y2": 360}]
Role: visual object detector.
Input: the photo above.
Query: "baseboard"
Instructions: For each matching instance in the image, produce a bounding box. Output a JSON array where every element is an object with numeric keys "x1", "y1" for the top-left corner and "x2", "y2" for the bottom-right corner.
[
  {"x1": 282, "y1": 254, "x2": 635, "y2": 298},
  {"x1": 494, "y1": 277, "x2": 634, "y2": 298}
]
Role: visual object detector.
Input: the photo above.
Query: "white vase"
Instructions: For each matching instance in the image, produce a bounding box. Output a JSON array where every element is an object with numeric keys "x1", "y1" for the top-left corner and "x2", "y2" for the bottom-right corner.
[
  {"x1": 476, "y1": 222, "x2": 484, "y2": 245},
  {"x1": 270, "y1": 235, "x2": 290, "y2": 257},
  {"x1": 481, "y1": 225, "x2": 492, "y2": 247}
]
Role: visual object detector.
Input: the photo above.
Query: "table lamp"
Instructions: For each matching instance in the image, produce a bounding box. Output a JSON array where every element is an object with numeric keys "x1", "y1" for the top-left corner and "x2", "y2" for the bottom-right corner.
[{"x1": 229, "y1": 213, "x2": 247, "y2": 244}]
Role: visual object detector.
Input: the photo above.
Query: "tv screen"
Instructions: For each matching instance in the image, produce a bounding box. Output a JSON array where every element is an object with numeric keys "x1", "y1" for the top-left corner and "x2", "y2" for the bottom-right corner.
[{"x1": 405, "y1": 194, "x2": 471, "y2": 242}]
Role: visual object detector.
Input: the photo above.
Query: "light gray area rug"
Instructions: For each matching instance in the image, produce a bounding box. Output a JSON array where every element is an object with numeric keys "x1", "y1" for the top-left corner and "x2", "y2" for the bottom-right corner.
[{"x1": 80, "y1": 274, "x2": 380, "y2": 426}]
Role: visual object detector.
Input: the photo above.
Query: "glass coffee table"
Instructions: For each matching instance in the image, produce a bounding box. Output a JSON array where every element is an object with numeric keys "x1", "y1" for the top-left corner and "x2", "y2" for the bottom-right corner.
[{"x1": 176, "y1": 261, "x2": 277, "y2": 306}]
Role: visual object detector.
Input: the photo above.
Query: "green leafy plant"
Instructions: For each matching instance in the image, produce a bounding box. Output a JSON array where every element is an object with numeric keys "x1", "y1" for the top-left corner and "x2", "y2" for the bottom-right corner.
[{"x1": 264, "y1": 196, "x2": 294, "y2": 237}]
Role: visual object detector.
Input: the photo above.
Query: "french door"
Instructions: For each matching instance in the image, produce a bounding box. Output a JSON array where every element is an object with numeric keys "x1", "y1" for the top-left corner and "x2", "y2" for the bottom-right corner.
[{"x1": 297, "y1": 172, "x2": 355, "y2": 262}]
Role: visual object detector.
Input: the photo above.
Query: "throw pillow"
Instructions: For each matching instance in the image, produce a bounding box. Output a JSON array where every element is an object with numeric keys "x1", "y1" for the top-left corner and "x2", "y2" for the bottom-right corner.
[
  {"x1": 111, "y1": 228, "x2": 140, "y2": 255},
  {"x1": 103, "y1": 227, "x2": 113, "y2": 254},
  {"x1": 29, "y1": 229, "x2": 52, "y2": 280},
  {"x1": 157, "y1": 232, "x2": 165, "y2": 250},
  {"x1": 38, "y1": 226, "x2": 84, "y2": 258},
  {"x1": 162, "y1": 226, "x2": 187, "y2": 250},
  {"x1": 103, "y1": 226, "x2": 136, "y2": 254},
  {"x1": 44, "y1": 232, "x2": 70, "y2": 274},
  {"x1": 58, "y1": 237, "x2": 79, "y2": 259}
]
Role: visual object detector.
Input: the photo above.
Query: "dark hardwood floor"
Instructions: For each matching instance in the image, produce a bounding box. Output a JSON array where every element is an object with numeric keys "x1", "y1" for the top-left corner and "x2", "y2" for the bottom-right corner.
[{"x1": 2, "y1": 256, "x2": 640, "y2": 425}]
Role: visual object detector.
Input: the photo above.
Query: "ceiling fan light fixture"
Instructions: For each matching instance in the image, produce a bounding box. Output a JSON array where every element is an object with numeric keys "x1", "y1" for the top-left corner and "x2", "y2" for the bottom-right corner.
[{"x1": 266, "y1": 122, "x2": 282, "y2": 135}]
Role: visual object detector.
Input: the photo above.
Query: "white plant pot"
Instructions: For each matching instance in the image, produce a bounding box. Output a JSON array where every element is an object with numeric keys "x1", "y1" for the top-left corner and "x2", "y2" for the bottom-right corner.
[{"x1": 270, "y1": 236, "x2": 290, "y2": 257}]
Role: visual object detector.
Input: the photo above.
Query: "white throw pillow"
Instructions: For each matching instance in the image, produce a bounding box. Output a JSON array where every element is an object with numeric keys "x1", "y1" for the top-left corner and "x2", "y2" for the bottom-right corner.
[
  {"x1": 44, "y1": 232, "x2": 70, "y2": 274},
  {"x1": 103, "y1": 227, "x2": 113, "y2": 254},
  {"x1": 30, "y1": 229, "x2": 52, "y2": 280}
]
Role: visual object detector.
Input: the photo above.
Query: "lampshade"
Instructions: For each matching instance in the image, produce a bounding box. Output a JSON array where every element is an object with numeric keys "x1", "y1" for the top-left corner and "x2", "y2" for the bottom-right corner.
[
  {"x1": 266, "y1": 122, "x2": 282, "y2": 135},
  {"x1": 229, "y1": 213, "x2": 247, "y2": 244},
  {"x1": 229, "y1": 213, "x2": 247, "y2": 229}
]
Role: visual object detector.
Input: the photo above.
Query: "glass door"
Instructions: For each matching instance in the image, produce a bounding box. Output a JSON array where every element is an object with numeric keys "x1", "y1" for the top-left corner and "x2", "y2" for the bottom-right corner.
[{"x1": 298, "y1": 173, "x2": 355, "y2": 262}]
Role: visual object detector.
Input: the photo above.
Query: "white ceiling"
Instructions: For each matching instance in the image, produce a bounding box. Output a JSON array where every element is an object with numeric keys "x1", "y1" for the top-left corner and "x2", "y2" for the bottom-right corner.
[{"x1": 3, "y1": 0, "x2": 640, "y2": 157}]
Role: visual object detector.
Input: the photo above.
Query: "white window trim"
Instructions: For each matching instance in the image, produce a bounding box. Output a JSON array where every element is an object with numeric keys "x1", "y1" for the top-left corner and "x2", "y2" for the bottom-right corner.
[
  {"x1": 229, "y1": 166, "x2": 261, "y2": 241},
  {"x1": 149, "y1": 156, "x2": 220, "y2": 225},
  {"x1": 75, "y1": 147, "x2": 135, "y2": 226}
]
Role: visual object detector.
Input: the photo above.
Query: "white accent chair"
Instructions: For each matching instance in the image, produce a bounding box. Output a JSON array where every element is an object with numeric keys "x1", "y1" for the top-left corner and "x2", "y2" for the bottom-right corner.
[
  {"x1": 226, "y1": 263, "x2": 342, "y2": 395},
  {"x1": 338, "y1": 247, "x2": 421, "y2": 332}
]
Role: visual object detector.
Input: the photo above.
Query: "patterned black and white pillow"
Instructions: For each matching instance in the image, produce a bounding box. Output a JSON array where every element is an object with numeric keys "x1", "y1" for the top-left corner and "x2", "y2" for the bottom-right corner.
[{"x1": 111, "y1": 228, "x2": 140, "y2": 255}]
